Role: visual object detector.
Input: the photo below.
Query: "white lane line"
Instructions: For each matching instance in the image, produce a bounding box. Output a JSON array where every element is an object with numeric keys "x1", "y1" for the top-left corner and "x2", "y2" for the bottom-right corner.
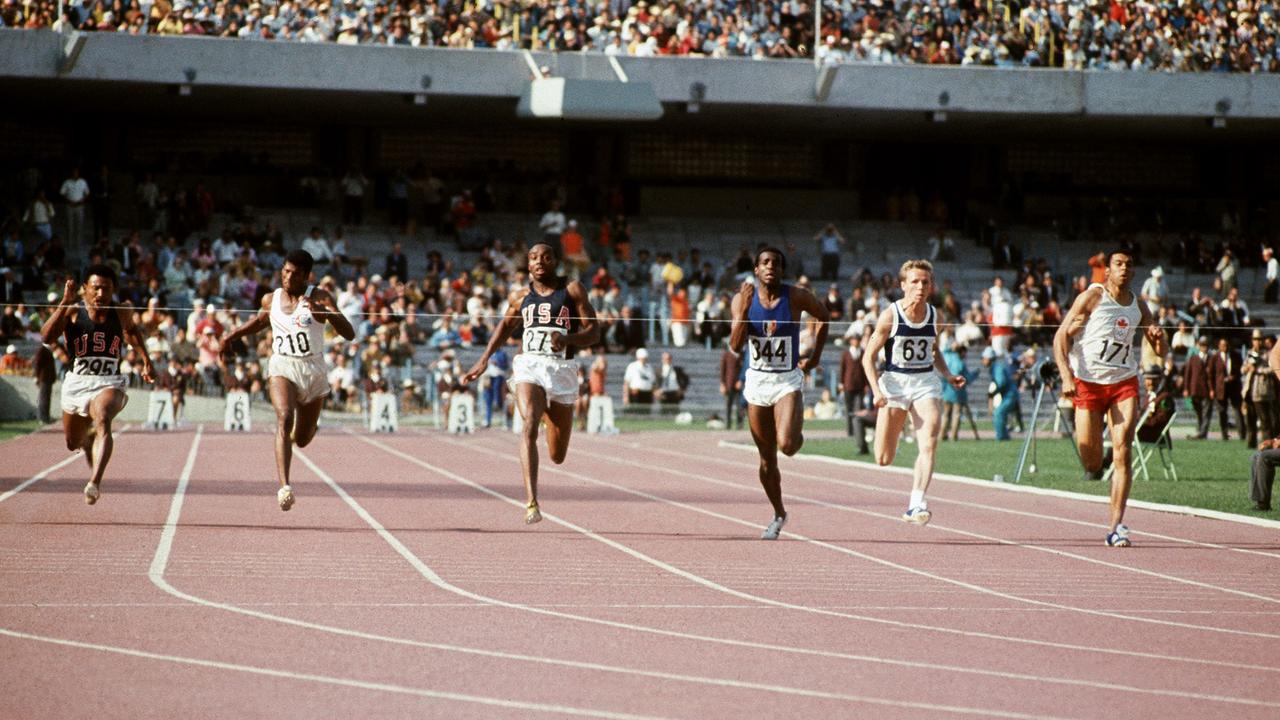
[
  {"x1": 711, "y1": 439, "x2": 1280, "y2": 550},
  {"x1": 312, "y1": 445, "x2": 1073, "y2": 720},
  {"x1": 0, "y1": 626, "x2": 672, "y2": 720},
  {"x1": 361, "y1": 435, "x2": 1280, "y2": 706},
  {"x1": 443, "y1": 434, "x2": 1280, "y2": 674},
  {"x1": 138, "y1": 427, "x2": 1052, "y2": 718},
  {"x1": 0, "y1": 426, "x2": 132, "y2": 505},
  {"x1": 570, "y1": 443, "x2": 1280, "y2": 638},
  {"x1": 8, "y1": 601, "x2": 1280, "y2": 615}
]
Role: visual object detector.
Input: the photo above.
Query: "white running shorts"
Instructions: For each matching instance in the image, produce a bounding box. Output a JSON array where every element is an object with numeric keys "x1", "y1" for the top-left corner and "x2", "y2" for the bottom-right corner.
[
  {"x1": 743, "y1": 368, "x2": 804, "y2": 408},
  {"x1": 60, "y1": 373, "x2": 129, "y2": 417},
  {"x1": 269, "y1": 354, "x2": 330, "y2": 405},
  {"x1": 512, "y1": 353, "x2": 579, "y2": 406},
  {"x1": 878, "y1": 371, "x2": 943, "y2": 410}
]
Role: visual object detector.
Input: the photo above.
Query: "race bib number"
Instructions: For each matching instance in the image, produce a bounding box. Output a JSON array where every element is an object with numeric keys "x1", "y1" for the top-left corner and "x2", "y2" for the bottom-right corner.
[
  {"x1": 522, "y1": 327, "x2": 566, "y2": 356},
  {"x1": 1094, "y1": 337, "x2": 1134, "y2": 369},
  {"x1": 749, "y1": 336, "x2": 793, "y2": 371},
  {"x1": 224, "y1": 391, "x2": 251, "y2": 432},
  {"x1": 891, "y1": 337, "x2": 934, "y2": 369},
  {"x1": 72, "y1": 357, "x2": 120, "y2": 376}
]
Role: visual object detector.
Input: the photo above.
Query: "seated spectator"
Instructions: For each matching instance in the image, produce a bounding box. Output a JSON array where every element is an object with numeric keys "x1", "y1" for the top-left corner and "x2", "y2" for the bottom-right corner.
[
  {"x1": 0, "y1": 344, "x2": 30, "y2": 374},
  {"x1": 656, "y1": 351, "x2": 687, "y2": 413},
  {"x1": 812, "y1": 388, "x2": 839, "y2": 420},
  {"x1": 301, "y1": 227, "x2": 332, "y2": 264},
  {"x1": 623, "y1": 347, "x2": 655, "y2": 406}
]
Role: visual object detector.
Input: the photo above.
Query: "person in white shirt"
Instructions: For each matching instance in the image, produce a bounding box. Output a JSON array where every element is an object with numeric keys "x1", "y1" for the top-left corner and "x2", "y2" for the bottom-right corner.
[
  {"x1": 1139, "y1": 266, "x2": 1168, "y2": 315},
  {"x1": 212, "y1": 234, "x2": 241, "y2": 264},
  {"x1": 622, "y1": 347, "x2": 656, "y2": 406},
  {"x1": 1264, "y1": 247, "x2": 1278, "y2": 304},
  {"x1": 538, "y1": 201, "x2": 566, "y2": 244},
  {"x1": 988, "y1": 276, "x2": 1013, "y2": 306},
  {"x1": 23, "y1": 189, "x2": 56, "y2": 241},
  {"x1": 59, "y1": 167, "x2": 90, "y2": 248},
  {"x1": 342, "y1": 169, "x2": 369, "y2": 225},
  {"x1": 301, "y1": 227, "x2": 333, "y2": 264}
]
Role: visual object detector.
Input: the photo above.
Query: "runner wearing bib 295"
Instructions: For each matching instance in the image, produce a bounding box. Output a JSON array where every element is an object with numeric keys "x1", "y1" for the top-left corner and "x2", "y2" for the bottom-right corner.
[
  {"x1": 729, "y1": 246, "x2": 829, "y2": 540},
  {"x1": 862, "y1": 259, "x2": 967, "y2": 527},
  {"x1": 1054, "y1": 248, "x2": 1166, "y2": 548},
  {"x1": 464, "y1": 242, "x2": 600, "y2": 526}
]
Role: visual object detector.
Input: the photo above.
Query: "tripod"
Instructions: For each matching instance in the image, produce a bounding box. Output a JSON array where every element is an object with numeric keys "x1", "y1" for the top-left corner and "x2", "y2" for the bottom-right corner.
[{"x1": 1012, "y1": 364, "x2": 1082, "y2": 483}]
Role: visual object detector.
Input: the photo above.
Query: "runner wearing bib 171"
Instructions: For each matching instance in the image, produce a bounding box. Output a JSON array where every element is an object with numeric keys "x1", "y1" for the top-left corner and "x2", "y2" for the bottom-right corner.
[
  {"x1": 464, "y1": 242, "x2": 600, "y2": 526},
  {"x1": 863, "y1": 259, "x2": 967, "y2": 527},
  {"x1": 729, "y1": 246, "x2": 829, "y2": 540},
  {"x1": 221, "y1": 249, "x2": 355, "y2": 512},
  {"x1": 40, "y1": 265, "x2": 156, "y2": 506},
  {"x1": 1054, "y1": 249, "x2": 1166, "y2": 548}
]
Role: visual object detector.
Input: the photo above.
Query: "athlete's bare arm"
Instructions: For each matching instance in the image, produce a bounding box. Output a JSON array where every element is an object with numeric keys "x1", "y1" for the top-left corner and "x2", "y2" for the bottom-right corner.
[
  {"x1": 553, "y1": 281, "x2": 600, "y2": 352},
  {"x1": 862, "y1": 307, "x2": 896, "y2": 407},
  {"x1": 220, "y1": 293, "x2": 273, "y2": 362},
  {"x1": 789, "y1": 285, "x2": 829, "y2": 371},
  {"x1": 1053, "y1": 287, "x2": 1102, "y2": 398},
  {"x1": 117, "y1": 302, "x2": 156, "y2": 383},
  {"x1": 307, "y1": 288, "x2": 356, "y2": 341},
  {"x1": 40, "y1": 277, "x2": 79, "y2": 343},
  {"x1": 463, "y1": 287, "x2": 528, "y2": 384},
  {"x1": 728, "y1": 281, "x2": 754, "y2": 356}
]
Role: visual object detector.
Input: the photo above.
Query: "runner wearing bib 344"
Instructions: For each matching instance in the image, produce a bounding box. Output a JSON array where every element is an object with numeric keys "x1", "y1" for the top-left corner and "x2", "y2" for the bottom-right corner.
[
  {"x1": 729, "y1": 246, "x2": 829, "y2": 540},
  {"x1": 863, "y1": 259, "x2": 967, "y2": 527},
  {"x1": 1054, "y1": 248, "x2": 1166, "y2": 548},
  {"x1": 464, "y1": 242, "x2": 600, "y2": 526}
]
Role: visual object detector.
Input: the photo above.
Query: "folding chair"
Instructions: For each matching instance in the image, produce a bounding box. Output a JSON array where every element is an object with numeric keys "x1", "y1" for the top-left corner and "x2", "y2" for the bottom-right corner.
[{"x1": 1103, "y1": 401, "x2": 1178, "y2": 482}]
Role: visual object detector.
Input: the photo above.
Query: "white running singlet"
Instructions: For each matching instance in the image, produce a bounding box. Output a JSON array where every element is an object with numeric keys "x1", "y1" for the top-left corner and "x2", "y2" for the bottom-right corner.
[
  {"x1": 1068, "y1": 283, "x2": 1142, "y2": 385},
  {"x1": 269, "y1": 286, "x2": 325, "y2": 358}
]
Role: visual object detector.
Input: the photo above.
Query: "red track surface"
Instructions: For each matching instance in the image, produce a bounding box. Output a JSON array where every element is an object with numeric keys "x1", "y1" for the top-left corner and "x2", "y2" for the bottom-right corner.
[{"x1": 2, "y1": 425, "x2": 1278, "y2": 719}]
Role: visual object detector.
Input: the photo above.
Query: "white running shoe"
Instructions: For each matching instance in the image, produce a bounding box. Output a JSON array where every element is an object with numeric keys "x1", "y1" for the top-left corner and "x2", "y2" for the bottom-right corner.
[
  {"x1": 83, "y1": 481, "x2": 99, "y2": 505},
  {"x1": 760, "y1": 513, "x2": 787, "y2": 540},
  {"x1": 277, "y1": 485, "x2": 295, "y2": 512},
  {"x1": 1106, "y1": 524, "x2": 1132, "y2": 547},
  {"x1": 902, "y1": 506, "x2": 932, "y2": 525},
  {"x1": 524, "y1": 501, "x2": 542, "y2": 525}
]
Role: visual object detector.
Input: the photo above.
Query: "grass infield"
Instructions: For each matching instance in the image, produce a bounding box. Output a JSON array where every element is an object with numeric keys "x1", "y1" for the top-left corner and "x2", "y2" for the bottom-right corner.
[{"x1": 0, "y1": 420, "x2": 42, "y2": 442}]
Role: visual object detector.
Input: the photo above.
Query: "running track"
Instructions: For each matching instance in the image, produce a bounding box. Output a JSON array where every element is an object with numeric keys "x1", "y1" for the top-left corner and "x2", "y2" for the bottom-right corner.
[{"x1": 2, "y1": 426, "x2": 1278, "y2": 719}]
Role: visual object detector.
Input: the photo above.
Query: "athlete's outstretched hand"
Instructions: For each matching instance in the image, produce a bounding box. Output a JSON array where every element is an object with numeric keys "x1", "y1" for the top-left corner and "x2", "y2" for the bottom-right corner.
[
  {"x1": 735, "y1": 281, "x2": 754, "y2": 318},
  {"x1": 462, "y1": 358, "x2": 488, "y2": 385},
  {"x1": 948, "y1": 374, "x2": 967, "y2": 390},
  {"x1": 1144, "y1": 324, "x2": 1165, "y2": 347},
  {"x1": 59, "y1": 277, "x2": 78, "y2": 307},
  {"x1": 140, "y1": 362, "x2": 156, "y2": 385},
  {"x1": 798, "y1": 354, "x2": 819, "y2": 372}
]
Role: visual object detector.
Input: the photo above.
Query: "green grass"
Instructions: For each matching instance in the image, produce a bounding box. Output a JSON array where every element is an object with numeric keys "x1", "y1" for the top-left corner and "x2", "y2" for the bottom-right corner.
[
  {"x1": 0, "y1": 420, "x2": 43, "y2": 442},
  {"x1": 800, "y1": 434, "x2": 1272, "y2": 519}
]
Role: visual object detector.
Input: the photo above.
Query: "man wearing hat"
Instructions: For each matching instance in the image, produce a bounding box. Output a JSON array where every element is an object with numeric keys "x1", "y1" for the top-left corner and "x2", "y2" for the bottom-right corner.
[
  {"x1": 1139, "y1": 266, "x2": 1167, "y2": 315},
  {"x1": 622, "y1": 347, "x2": 655, "y2": 406},
  {"x1": 1243, "y1": 329, "x2": 1276, "y2": 448},
  {"x1": 982, "y1": 345, "x2": 1018, "y2": 441}
]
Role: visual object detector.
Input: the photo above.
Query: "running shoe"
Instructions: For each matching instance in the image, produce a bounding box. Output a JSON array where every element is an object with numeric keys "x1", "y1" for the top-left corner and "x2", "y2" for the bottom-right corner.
[
  {"x1": 760, "y1": 513, "x2": 787, "y2": 540},
  {"x1": 524, "y1": 501, "x2": 542, "y2": 525},
  {"x1": 83, "y1": 481, "x2": 99, "y2": 505},
  {"x1": 1105, "y1": 524, "x2": 1131, "y2": 547},
  {"x1": 277, "y1": 484, "x2": 295, "y2": 512},
  {"x1": 902, "y1": 506, "x2": 932, "y2": 525}
]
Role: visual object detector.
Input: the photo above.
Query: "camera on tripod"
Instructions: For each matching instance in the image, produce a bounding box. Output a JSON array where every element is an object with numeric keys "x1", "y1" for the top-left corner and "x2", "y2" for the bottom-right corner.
[{"x1": 1033, "y1": 358, "x2": 1060, "y2": 387}]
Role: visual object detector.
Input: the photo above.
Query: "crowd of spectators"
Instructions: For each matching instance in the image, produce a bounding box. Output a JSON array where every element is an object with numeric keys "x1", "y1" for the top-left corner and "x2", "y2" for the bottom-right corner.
[{"x1": 4, "y1": 0, "x2": 1277, "y2": 72}]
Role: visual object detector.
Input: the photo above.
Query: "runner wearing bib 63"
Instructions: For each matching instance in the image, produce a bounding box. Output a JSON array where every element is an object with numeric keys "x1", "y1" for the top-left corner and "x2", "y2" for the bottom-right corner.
[
  {"x1": 40, "y1": 265, "x2": 156, "y2": 506},
  {"x1": 729, "y1": 246, "x2": 830, "y2": 541},
  {"x1": 463, "y1": 242, "x2": 600, "y2": 526},
  {"x1": 1054, "y1": 248, "x2": 1167, "y2": 548},
  {"x1": 863, "y1": 259, "x2": 967, "y2": 527}
]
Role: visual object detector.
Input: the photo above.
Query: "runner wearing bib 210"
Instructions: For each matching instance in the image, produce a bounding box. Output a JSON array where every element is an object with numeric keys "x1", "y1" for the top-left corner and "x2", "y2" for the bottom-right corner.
[
  {"x1": 1053, "y1": 248, "x2": 1166, "y2": 548},
  {"x1": 464, "y1": 242, "x2": 600, "y2": 526},
  {"x1": 728, "y1": 246, "x2": 829, "y2": 541},
  {"x1": 862, "y1": 259, "x2": 967, "y2": 527}
]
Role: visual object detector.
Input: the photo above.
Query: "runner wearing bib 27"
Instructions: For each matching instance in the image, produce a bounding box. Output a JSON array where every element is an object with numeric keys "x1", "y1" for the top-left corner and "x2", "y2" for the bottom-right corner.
[
  {"x1": 863, "y1": 259, "x2": 967, "y2": 526},
  {"x1": 729, "y1": 246, "x2": 829, "y2": 540},
  {"x1": 40, "y1": 265, "x2": 156, "y2": 506},
  {"x1": 464, "y1": 242, "x2": 600, "y2": 525},
  {"x1": 1054, "y1": 248, "x2": 1166, "y2": 548},
  {"x1": 221, "y1": 249, "x2": 355, "y2": 512}
]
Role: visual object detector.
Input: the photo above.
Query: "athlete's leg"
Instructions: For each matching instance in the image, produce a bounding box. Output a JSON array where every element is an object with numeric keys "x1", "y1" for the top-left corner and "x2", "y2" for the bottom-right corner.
[
  {"x1": 773, "y1": 390, "x2": 804, "y2": 457},
  {"x1": 82, "y1": 388, "x2": 127, "y2": 501},
  {"x1": 63, "y1": 412, "x2": 91, "y2": 454},
  {"x1": 874, "y1": 407, "x2": 910, "y2": 466},
  {"x1": 515, "y1": 382, "x2": 548, "y2": 517},
  {"x1": 908, "y1": 398, "x2": 944, "y2": 498},
  {"x1": 292, "y1": 396, "x2": 325, "y2": 448},
  {"x1": 748, "y1": 403, "x2": 785, "y2": 518},
  {"x1": 1074, "y1": 407, "x2": 1108, "y2": 474},
  {"x1": 544, "y1": 401, "x2": 575, "y2": 465},
  {"x1": 1106, "y1": 395, "x2": 1142, "y2": 531},
  {"x1": 268, "y1": 376, "x2": 300, "y2": 489}
]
